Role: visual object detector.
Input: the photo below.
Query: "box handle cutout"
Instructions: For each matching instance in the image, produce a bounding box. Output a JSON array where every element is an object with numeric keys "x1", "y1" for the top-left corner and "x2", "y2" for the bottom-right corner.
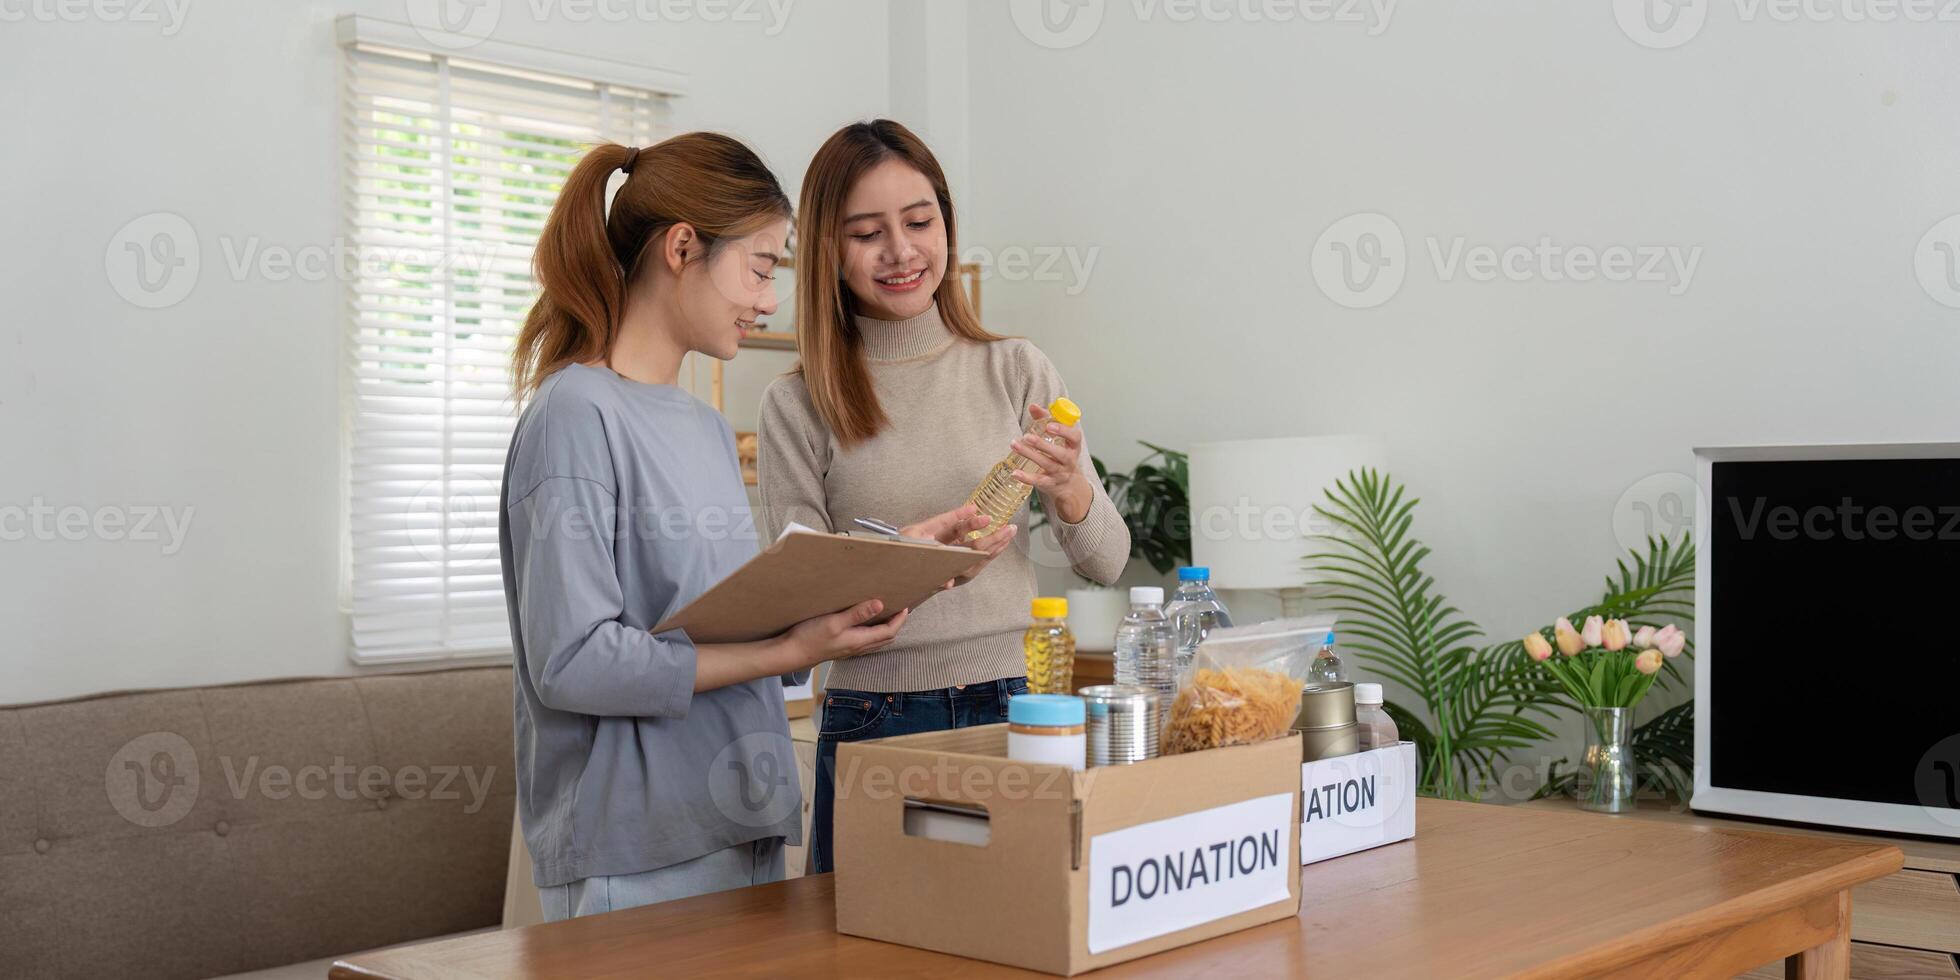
[{"x1": 902, "y1": 798, "x2": 991, "y2": 847}]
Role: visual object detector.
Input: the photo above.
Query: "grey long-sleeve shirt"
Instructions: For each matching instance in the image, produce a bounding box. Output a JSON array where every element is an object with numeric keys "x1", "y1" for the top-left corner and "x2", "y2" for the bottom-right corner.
[{"x1": 500, "y1": 363, "x2": 802, "y2": 888}]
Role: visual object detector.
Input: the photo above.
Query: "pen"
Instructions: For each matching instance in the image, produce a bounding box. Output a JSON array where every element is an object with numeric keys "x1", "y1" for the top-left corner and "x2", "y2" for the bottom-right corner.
[{"x1": 852, "y1": 517, "x2": 938, "y2": 546}]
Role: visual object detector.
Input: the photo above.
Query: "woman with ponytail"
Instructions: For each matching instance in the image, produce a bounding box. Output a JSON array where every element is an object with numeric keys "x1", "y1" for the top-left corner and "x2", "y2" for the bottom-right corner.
[
  {"x1": 758, "y1": 120, "x2": 1130, "y2": 875},
  {"x1": 499, "y1": 134, "x2": 950, "y2": 918}
]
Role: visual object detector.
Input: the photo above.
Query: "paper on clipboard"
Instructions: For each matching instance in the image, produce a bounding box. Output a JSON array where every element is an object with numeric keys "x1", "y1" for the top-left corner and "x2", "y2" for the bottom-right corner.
[{"x1": 651, "y1": 525, "x2": 982, "y2": 644}]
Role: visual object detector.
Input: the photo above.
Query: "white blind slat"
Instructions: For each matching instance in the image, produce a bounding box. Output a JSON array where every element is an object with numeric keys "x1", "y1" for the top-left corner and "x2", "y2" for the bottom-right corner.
[{"x1": 343, "y1": 38, "x2": 664, "y2": 663}]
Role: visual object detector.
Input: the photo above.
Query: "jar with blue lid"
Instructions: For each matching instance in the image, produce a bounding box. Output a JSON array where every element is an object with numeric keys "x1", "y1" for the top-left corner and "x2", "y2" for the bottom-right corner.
[{"x1": 1006, "y1": 693, "x2": 1086, "y2": 771}]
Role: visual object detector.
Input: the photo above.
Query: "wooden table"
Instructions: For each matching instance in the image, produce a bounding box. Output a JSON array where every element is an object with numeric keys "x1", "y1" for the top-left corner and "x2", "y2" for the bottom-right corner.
[
  {"x1": 1522, "y1": 796, "x2": 1960, "y2": 978},
  {"x1": 333, "y1": 799, "x2": 1901, "y2": 979}
]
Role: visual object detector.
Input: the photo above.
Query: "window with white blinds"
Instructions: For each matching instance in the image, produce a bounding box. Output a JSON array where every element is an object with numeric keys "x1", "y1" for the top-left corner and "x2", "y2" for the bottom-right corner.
[{"x1": 341, "y1": 36, "x2": 669, "y2": 663}]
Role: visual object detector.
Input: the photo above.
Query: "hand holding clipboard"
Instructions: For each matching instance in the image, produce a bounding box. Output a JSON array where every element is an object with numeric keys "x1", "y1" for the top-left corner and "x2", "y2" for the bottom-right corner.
[{"x1": 652, "y1": 505, "x2": 1014, "y2": 645}]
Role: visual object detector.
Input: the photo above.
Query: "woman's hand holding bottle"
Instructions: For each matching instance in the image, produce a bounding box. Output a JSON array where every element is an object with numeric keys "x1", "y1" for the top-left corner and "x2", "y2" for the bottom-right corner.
[{"x1": 1009, "y1": 404, "x2": 1093, "y2": 524}]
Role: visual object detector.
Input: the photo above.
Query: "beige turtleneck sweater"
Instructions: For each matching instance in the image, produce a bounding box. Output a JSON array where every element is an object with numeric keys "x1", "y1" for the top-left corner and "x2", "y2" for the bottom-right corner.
[{"x1": 755, "y1": 305, "x2": 1130, "y2": 692}]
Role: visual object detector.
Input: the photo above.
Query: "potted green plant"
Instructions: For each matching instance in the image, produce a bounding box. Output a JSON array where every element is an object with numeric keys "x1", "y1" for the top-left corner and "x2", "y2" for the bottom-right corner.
[{"x1": 1308, "y1": 468, "x2": 1696, "y2": 802}]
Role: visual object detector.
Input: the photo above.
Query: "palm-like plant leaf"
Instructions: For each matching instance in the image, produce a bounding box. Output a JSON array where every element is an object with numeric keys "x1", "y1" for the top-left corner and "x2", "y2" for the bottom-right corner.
[
  {"x1": 1309, "y1": 468, "x2": 1698, "y2": 801},
  {"x1": 1310, "y1": 470, "x2": 1489, "y2": 798}
]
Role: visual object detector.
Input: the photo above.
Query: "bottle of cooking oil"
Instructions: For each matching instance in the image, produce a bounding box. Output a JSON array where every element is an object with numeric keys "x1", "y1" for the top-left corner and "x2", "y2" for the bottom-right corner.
[
  {"x1": 964, "y1": 397, "x2": 1083, "y2": 541},
  {"x1": 1023, "y1": 597, "x2": 1075, "y2": 695}
]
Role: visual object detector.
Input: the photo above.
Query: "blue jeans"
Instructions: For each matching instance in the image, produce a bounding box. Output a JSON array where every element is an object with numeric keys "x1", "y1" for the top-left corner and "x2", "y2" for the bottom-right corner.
[
  {"x1": 807, "y1": 676, "x2": 1028, "y2": 875},
  {"x1": 537, "y1": 838, "x2": 785, "y2": 922}
]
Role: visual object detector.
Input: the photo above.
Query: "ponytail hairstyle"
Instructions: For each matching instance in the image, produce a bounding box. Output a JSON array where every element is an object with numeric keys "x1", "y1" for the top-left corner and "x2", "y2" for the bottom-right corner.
[
  {"x1": 794, "y1": 119, "x2": 1004, "y2": 447},
  {"x1": 512, "y1": 133, "x2": 792, "y2": 401}
]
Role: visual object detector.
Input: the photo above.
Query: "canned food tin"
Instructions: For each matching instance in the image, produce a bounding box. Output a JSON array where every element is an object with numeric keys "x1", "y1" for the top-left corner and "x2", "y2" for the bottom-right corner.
[
  {"x1": 1294, "y1": 682, "x2": 1361, "y2": 762},
  {"x1": 1078, "y1": 684, "x2": 1162, "y2": 767}
]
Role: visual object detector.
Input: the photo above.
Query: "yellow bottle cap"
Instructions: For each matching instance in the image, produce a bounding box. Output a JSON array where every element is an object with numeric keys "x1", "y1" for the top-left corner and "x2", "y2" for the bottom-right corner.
[
  {"x1": 1047, "y1": 397, "x2": 1082, "y2": 427},
  {"x1": 1031, "y1": 597, "x2": 1068, "y2": 619}
]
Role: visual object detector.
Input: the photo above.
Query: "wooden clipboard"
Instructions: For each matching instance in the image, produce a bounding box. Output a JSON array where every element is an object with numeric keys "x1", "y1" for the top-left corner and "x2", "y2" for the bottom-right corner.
[{"x1": 651, "y1": 530, "x2": 983, "y2": 644}]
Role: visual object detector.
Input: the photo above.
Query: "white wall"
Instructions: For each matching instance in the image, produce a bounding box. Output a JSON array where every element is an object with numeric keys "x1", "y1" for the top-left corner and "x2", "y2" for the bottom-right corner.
[
  {"x1": 0, "y1": 0, "x2": 893, "y2": 704},
  {"x1": 965, "y1": 2, "x2": 1960, "y2": 770},
  {"x1": 11, "y1": 0, "x2": 1957, "y2": 725}
]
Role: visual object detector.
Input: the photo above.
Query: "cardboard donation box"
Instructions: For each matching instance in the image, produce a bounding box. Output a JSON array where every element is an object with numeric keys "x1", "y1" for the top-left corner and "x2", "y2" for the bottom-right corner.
[
  {"x1": 834, "y1": 725, "x2": 1303, "y2": 976},
  {"x1": 1300, "y1": 741, "x2": 1418, "y2": 865}
]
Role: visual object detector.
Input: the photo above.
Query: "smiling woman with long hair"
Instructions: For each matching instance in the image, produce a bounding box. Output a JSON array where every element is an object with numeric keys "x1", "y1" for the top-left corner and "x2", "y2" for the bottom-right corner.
[{"x1": 757, "y1": 119, "x2": 1130, "y2": 875}]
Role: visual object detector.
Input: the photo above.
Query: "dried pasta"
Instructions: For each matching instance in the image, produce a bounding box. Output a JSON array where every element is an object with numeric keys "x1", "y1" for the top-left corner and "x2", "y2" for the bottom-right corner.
[{"x1": 1162, "y1": 665, "x2": 1302, "y2": 754}]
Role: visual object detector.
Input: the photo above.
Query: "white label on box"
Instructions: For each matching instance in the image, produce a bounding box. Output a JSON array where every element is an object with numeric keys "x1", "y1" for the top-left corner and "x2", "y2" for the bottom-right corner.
[
  {"x1": 1086, "y1": 791, "x2": 1295, "y2": 955},
  {"x1": 1300, "y1": 742, "x2": 1417, "y2": 865}
]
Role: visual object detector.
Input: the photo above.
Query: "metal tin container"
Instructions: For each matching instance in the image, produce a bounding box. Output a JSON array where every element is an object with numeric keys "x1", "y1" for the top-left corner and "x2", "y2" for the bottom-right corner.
[
  {"x1": 1078, "y1": 684, "x2": 1161, "y2": 767},
  {"x1": 1294, "y1": 681, "x2": 1360, "y2": 762}
]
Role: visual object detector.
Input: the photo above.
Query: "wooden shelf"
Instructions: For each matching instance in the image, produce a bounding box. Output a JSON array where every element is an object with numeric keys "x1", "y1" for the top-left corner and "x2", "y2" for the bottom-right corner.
[
  {"x1": 727, "y1": 259, "x2": 984, "y2": 358},
  {"x1": 738, "y1": 330, "x2": 799, "y2": 351}
]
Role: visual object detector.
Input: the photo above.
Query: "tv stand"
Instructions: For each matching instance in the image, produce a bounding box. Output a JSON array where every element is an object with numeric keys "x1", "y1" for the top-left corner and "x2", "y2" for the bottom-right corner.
[{"x1": 1523, "y1": 798, "x2": 1960, "y2": 978}]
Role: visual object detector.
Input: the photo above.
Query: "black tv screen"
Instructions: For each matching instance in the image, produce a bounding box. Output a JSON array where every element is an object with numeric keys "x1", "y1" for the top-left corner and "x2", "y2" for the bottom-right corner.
[{"x1": 1708, "y1": 456, "x2": 1960, "y2": 817}]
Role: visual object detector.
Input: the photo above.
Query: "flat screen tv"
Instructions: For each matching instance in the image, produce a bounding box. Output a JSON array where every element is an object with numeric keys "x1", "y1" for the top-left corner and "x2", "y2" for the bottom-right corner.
[{"x1": 1694, "y1": 444, "x2": 1960, "y2": 840}]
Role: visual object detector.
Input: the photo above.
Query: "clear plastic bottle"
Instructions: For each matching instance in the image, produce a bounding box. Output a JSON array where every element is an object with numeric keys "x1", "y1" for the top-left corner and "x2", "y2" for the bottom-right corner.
[
  {"x1": 1112, "y1": 587, "x2": 1177, "y2": 702},
  {"x1": 1163, "y1": 566, "x2": 1234, "y2": 670},
  {"x1": 1307, "y1": 630, "x2": 1345, "y2": 684},
  {"x1": 964, "y1": 397, "x2": 1083, "y2": 541},
  {"x1": 1023, "y1": 597, "x2": 1075, "y2": 695},
  {"x1": 1354, "y1": 682, "x2": 1400, "y2": 751}
]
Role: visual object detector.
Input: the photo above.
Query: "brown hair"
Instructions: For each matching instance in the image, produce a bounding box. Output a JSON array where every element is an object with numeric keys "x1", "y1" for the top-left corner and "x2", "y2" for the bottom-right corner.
[
  {"x1": 512, "y1": 133, "x2": 792, "y2": 400},
  {"x1": 794, "y1": 119, "x2": 1004, "y2": 446}
]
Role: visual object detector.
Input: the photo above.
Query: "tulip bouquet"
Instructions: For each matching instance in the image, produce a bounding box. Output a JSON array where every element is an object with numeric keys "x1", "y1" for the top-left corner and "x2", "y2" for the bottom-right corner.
[
  {"x1": 1523, "y1": 615, "x2": 1687, "y2": 812},
  {"x1": 1522, "y1": 616, "x2": 1686, "y2": 709}
]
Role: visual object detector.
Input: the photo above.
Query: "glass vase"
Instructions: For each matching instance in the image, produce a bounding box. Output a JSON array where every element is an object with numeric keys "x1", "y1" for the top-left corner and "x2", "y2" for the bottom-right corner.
[{"x1": 1577, "y1": 706, "x2": 1635, "y2": 813}]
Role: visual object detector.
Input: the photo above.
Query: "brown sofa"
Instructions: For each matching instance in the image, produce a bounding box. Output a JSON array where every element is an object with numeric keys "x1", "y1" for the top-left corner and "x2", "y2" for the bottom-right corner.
[{"x1": 0, "y1": 667, "x2": 516, "y2": 979}]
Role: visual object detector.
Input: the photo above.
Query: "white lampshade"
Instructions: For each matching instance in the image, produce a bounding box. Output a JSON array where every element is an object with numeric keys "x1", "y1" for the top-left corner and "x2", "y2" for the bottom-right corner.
[{"x1": 1188, "y1": 435, "x2": 1387, "y2": 592}]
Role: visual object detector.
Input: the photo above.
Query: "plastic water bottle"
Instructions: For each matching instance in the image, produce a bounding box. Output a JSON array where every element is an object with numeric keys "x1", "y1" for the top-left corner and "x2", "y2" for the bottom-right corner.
[
  {"x1": 964, "y1": 397, "x2": 1083, "y2": 540},
  {"x1": 1355, "y1": 682, "x2": 1400, "y2": 751},
  {"x1": 1113, "y1": 587, "x2": 1177, "y2": 701},
  {"x1": 1308, "y1": 630, "x2": 1345, "y2": 684},
  {"x1": 1164, "y1": 566, "x2": 1234, "y2": 670}
]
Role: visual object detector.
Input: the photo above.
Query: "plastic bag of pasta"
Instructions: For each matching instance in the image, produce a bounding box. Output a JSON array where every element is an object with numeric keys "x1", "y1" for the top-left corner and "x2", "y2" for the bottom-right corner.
[{"x1": 1162, "y1": 616, "x2": 1335, "y2": 755}]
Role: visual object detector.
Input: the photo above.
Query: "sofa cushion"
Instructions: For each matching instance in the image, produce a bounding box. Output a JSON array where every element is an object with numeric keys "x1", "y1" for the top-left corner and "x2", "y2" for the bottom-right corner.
[{"x1": 0, "y1": 666, "x2": 514, "y2": 979}]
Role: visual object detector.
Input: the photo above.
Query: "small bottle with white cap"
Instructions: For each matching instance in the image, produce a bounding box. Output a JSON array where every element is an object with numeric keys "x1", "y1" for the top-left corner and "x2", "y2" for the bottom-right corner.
[
  {"x1": 1112, "y1": 586, "x2": 1176, "y2": 702},
  {"x1": 1353, "y1": 682, "x2": 1400, "y2": 751}
]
